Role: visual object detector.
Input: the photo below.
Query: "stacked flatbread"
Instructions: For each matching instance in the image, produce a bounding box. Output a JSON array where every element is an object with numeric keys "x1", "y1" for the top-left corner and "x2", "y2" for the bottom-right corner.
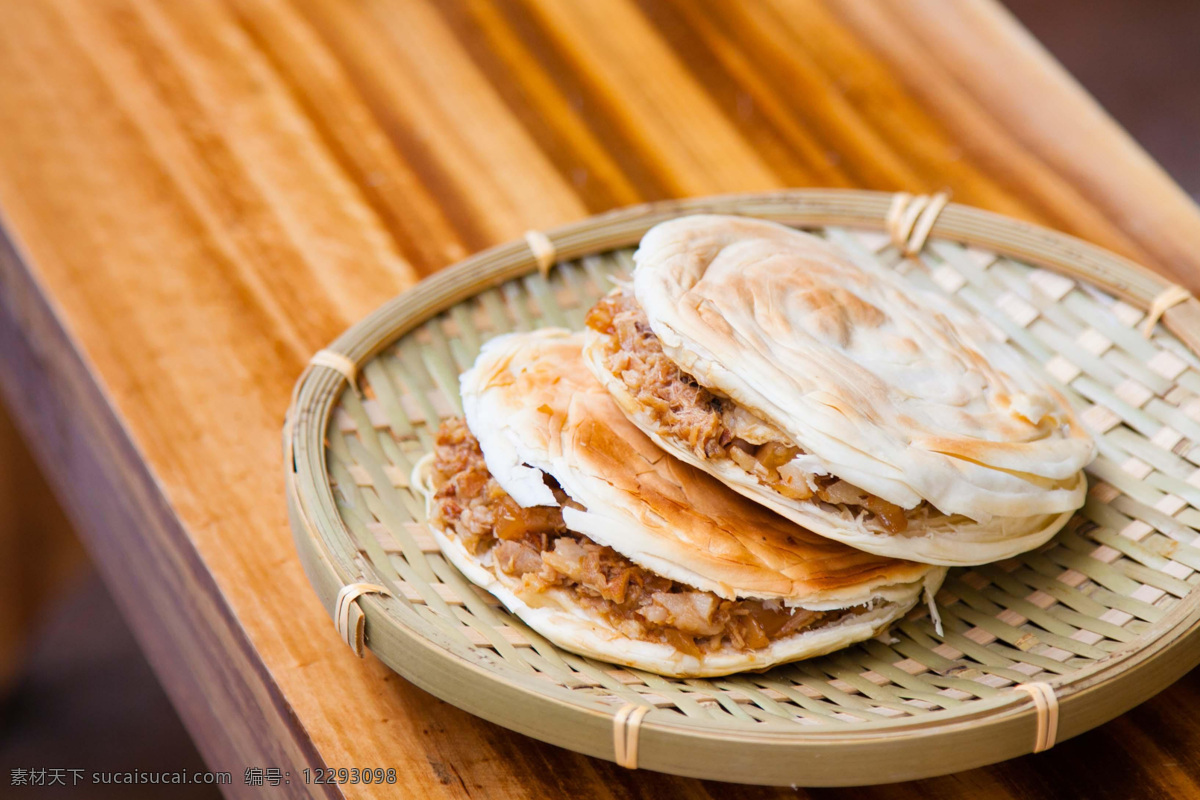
[
  {"x1": 417, "y1": 330, "x2": 941, "y2": 678},
  {"x1": 583, "y1": 215, "x2": 1095, "y2": 565},
  {"x1": 419, "y1": 214, "x2": 1093, "y2": 677}
]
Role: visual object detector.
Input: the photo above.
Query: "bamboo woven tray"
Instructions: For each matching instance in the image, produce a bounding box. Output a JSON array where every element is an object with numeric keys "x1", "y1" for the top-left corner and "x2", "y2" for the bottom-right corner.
[{"x1": 285, "y1": 190, "x2": 1200, "y2": 786}]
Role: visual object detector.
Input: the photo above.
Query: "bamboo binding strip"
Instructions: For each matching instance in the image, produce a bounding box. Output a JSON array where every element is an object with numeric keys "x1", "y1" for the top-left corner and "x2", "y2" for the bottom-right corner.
[
  {"x1": 524, "y1": 229, "x2": 557, "y2": 278},
  {"x1": 310, "y1": 349, "x2": 360, "y2": 396},
  {"x1": 335, "y1": 582, "x2": 391, "y2": 657},
  {"x1": 612, "y1": 704, "x2": 653, "y2": 770},
  {"x1": 1013, "y1": 683, "x2": 1060, "y2": 754},
  {"x1": 886, "y1": 191, "x2": 950, "y2": 257},
  {"x1": 1143, "y1": 284, "x2": 1192, "y2": 337}
]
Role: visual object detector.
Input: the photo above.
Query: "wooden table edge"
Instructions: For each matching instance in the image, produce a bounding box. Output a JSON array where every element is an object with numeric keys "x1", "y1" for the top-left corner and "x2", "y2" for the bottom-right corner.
[{"x1": 0, "y1": 219, "x2": 341, "y2": 800}]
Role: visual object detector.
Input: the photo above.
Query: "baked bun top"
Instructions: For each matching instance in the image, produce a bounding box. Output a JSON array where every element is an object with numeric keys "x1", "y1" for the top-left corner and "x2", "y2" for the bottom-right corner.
[{"x1": 632, "y1": 214, "x2": 1095, "y2": 520}]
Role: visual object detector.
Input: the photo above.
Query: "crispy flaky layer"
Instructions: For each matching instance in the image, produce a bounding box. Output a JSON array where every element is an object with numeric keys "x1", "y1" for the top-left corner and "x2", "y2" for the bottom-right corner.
[
  {"x1": 458, "y1": 328, "x2": 937, "y2": 607},
  {"x1": 609, "y1": 215, "x2": 1094, "y2": 558}
]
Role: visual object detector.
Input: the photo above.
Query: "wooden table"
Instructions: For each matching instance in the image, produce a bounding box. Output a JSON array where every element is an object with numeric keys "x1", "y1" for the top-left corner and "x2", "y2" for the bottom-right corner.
[{"x1": 3, "y1": 1, "x2": 1200, "y2": 797}]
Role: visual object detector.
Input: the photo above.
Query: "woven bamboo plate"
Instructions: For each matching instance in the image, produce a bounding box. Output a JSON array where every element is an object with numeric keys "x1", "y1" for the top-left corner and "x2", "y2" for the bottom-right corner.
[{"x1": 285, "y1": 190, "x2": 1200, "y2": 786}]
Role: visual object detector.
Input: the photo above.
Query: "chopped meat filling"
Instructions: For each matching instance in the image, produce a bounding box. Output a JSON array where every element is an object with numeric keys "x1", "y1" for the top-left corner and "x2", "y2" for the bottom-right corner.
[
  {"x1": 585, "y1": 289, "x2": 910, "y2": 534},
  {"x1": 431, "y1": 418, "x2": 846, "y2": 656}
]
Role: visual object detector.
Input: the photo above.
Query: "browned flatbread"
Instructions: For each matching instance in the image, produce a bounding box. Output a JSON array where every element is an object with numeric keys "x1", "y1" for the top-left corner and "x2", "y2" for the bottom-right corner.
[
  {"x1": 415, "y1": 329, "x2": 941, "y2": 678},
  {"x1": 583, "y1": 214, "x2": 1095, "y2": 565},
  {"x1": 559, "y1": 388, "x2": 932, "y2": 602},
  {"x1": 461, "y1": 328, "x2": 934, "y2": 605}
]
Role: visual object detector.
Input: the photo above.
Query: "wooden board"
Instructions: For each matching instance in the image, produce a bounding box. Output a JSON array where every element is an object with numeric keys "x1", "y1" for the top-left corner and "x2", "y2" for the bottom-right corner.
[{"x1": 1, "y1": 0, "x2": 1199, "y2": 797}]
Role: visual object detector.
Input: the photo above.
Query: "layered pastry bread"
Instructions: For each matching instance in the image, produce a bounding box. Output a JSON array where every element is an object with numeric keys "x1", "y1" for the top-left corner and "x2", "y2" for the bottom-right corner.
[
  {"x1": 416, "y1": 330, "x2": 941, "y2": 677},
  {"x1": 583, "y1": 215, "x2": 1095, "y2": 565}
]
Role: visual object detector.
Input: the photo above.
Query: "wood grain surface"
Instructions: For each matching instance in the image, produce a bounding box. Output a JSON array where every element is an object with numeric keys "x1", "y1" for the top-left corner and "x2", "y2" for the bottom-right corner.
[{"x1": 1, "y1": 1, "x2": 1200, "y2": 797}]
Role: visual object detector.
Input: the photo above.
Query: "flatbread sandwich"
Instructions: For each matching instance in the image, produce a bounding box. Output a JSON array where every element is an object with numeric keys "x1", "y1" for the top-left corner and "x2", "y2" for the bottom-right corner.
[
  {"x1": 583, "y1": 215, "x2": 1095, "y2": 565},
  {"x1": 415, "y1": 329, "x2": 942, "y2": 677}
]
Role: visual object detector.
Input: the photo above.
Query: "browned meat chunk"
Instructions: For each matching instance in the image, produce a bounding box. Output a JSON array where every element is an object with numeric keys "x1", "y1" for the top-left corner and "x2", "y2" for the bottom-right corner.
[{"x1": 586, "y1": 291, "x2": 725, "y2": 458}]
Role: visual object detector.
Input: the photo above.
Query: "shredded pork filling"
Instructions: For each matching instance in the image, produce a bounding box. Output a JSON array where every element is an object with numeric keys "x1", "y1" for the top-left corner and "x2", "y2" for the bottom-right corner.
[
  {"x1": 585, "y1": 290, "x2": 912, "y2": 534},
  {"x1": 431, "y1": 418, "x2": 853, "y2": 656}
]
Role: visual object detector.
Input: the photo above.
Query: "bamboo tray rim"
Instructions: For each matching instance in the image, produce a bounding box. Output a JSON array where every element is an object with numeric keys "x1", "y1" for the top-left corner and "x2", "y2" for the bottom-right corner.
[{"x1": 284, "y1": 189, "x2": 1200, "y2": 783}]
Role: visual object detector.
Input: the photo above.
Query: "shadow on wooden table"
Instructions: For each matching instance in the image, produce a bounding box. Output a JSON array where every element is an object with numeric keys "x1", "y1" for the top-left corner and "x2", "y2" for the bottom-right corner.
[
  {"x1": 1006, "y1": 0, "x2": 1200, "y2": 202},
  {"x1": 0, "y1": 569, "x2": 221, "y2": 800}
]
